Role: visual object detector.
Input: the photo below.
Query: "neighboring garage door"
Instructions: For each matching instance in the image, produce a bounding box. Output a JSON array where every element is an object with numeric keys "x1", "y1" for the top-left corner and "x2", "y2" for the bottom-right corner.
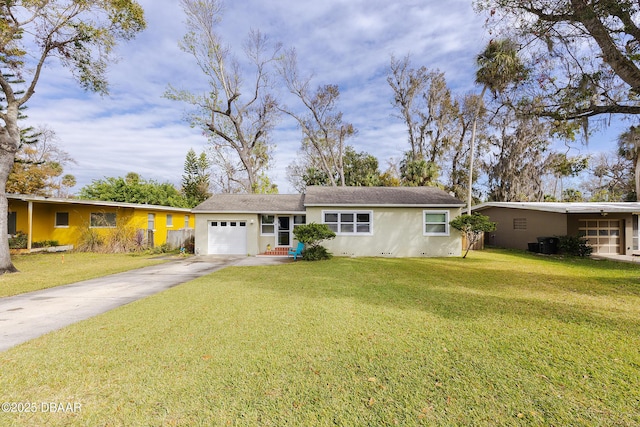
[
  {"x1": 208, "y1": 221, "x2": 247, "y2": 255},
  {"x1": 579, "y1": 219, "x2": 621, "y2": 254}
]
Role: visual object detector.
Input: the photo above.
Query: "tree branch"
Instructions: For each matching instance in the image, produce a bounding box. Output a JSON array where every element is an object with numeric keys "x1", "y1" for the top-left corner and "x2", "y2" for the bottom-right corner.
[{"x1": 570, "y1": 0, "x2": 640, "y2": 92}]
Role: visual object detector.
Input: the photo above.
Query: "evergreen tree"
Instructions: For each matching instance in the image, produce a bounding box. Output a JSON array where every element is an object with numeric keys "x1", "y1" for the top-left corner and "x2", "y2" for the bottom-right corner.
[{"x1": 181, "y1": 149, "x2": 211, "y2": 207}]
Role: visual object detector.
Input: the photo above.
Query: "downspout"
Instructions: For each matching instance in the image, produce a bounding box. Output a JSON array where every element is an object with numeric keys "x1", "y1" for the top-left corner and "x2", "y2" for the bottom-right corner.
[{"x1": 27, "y1": 201, "x2": 33, "y2": 251}]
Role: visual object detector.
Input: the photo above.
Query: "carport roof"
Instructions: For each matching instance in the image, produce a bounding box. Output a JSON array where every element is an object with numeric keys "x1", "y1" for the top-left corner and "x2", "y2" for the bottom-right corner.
[
  {"x1": 472, "y1": 201, "x2": 640, "y2": 214},
  {"x1": 8, "y1": 194, "x2": 192, "y2": 212},
  {"x1": 193, "y1": 194, "x2": 305, "y2": 213}
]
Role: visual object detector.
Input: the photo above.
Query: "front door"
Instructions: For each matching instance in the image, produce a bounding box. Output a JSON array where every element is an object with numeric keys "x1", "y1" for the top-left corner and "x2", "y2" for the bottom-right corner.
[{"x1": 277, "y1": 216, "x2": 291, "y2": 247}]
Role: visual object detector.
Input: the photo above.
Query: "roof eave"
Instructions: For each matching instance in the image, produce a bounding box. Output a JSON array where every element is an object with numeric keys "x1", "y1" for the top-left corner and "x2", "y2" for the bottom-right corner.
[
  {"x1": 306, "y1": 203, "x2": 466, "y2": 208},
  {"x1": 8, "y1": 194, "x2": 192, "y2": 212},
  {"x1": 192, "y1": 210, "x2": 306, "y2": 214}
]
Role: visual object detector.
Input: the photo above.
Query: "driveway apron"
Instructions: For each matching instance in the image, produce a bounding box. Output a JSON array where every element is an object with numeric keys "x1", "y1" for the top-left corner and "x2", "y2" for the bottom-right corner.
[{"x1": 0, "y1": 256, "x2": 247, "y2": 352}]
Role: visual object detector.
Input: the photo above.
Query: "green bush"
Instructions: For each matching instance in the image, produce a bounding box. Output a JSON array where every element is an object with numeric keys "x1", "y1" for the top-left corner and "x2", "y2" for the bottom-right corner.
[
  {"x1": 557, "y1": 235, "x2": 593, "y2": 257},
  {"x1": 293, "y1": 223, "x2": 336, "y2": 246},
  {"x1": 293, "y1": 223, "x2": 336, "y2": 261},
  {"x1": 32, "y1": 240, "x2": 60, "y2": 248},
  {"x1": 302, "y1": 245, "x2": 333, "y2": 261},
  {"x1": 9, "y1": 232, "x2": 28, "y2": 249}
]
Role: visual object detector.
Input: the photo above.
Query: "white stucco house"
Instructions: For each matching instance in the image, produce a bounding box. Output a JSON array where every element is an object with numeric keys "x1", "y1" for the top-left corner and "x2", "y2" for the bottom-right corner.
[{"x1": 192, "y1": 186, "x2": 465, "y2": 257}]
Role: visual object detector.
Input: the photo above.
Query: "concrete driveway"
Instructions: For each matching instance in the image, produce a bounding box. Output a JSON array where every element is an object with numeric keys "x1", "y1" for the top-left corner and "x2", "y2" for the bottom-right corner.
[{"x1": 0, "y1": 255, "x2": 291, "y2": 352}]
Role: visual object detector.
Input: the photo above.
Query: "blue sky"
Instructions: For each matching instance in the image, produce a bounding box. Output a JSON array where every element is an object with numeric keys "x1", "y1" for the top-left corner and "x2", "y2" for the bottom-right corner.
[{"x1": 23, "y1": 0, "x2": 618, "y2": 194}]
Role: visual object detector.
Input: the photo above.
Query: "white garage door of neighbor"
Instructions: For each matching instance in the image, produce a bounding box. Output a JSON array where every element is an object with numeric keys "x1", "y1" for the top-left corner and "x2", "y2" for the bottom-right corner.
[{"x1": 208, "y1": 220, "x2": 248, "y2": 255}]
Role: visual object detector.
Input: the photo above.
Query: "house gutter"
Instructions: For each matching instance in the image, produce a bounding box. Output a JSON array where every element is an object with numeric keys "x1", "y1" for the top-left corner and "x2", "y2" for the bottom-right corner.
[
  {"x1": 305, "y1": 204, "x2": 466, "y2": 208},
  {"x1": 191, "y1": 210, "x2": 306, "y2": 215}
]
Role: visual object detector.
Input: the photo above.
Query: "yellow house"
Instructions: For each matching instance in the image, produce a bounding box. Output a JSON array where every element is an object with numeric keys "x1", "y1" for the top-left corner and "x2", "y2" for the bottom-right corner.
[{"x1": 7, "y1": 194, "x2": 195, "y2": 251}]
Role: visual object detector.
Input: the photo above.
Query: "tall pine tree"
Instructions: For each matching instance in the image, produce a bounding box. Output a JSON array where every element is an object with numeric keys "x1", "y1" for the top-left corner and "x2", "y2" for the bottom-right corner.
[{"x1": 182, "y1": 149, "x2": 211, "y2": 207}]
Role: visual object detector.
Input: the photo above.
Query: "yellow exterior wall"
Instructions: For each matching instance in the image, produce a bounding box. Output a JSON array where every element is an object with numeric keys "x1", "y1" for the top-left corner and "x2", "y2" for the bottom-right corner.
[{"x1": 8, "y1": 199, "x2": 194, "y2": 249}]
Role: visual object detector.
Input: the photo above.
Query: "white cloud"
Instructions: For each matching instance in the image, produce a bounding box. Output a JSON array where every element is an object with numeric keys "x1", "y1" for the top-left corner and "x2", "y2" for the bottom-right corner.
[{"x1": 23, "y1": 0, "x2": 580, "y2": 196}]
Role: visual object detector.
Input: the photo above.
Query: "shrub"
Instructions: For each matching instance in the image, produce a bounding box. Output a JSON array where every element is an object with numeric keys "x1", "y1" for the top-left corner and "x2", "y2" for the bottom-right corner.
[
  {"x1": 76, "y1": 222, "x2": 143, "y2": 253},
  {"x1": 181, "y1": 235, "x2": 195, "y2": 254},
  {"x1": 302, "y1": 245, "x2": 333, "y2": 261},
  {"x1": 293, "y1": 223, "x2": 336, "y2": 261},
  {"x1": 293, "y1": 223, "x2": 336, "y2": 246},
  {"x1": 557, "y1": 235, "x2": 593, "y2": 257},
  {"x1": 76, "y1": 227, "x2": 105, "y2": 252},
  {"x1": 450, "y1": 213, "x2": 497, "y2": 258},
  {"x1": 145, "y1": 243, "x2": 174, "y2": 255},
  {"x1": 32, "y1": 240, "x2": 60, "y2": 248},
  {"x1": 9, "y1": 232, "x2": 28, "y2": 249}
]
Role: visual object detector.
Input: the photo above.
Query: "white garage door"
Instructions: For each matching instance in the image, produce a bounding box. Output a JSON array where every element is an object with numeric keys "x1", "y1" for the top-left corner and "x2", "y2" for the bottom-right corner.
[{"x1": 208, "y1": 221, "x2": 247, "y2": 255}]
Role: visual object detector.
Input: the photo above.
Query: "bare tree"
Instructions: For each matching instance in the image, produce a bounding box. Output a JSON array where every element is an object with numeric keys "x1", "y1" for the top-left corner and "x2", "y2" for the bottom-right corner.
[
  {"x1": 388, "y1": 55, "x2": 429, "y2": 159},
  {"x1": 484, "y1": 107, "x2": 551, "y2": 202},
  {"x1": 278, "y1": 49, "x2": 355, "y2": 187},
  {"x1": 167, "y1": 0, "x2": 281, "y2": 193},
  {"x1": 617, "y1": 126, "x2": 640, "y2": 201},
  {"x1": 0, "y1": 1, "x2": 145, "y2": 273},
  {"x1": 444, "y1": 93, "x2": 485, "y2": 200},
  {"x1": 583, "y1": 152, "x2": 634, "y2": 202},
  {"x1": 388, "y1": 56, "x2": 458, "y2": 164}
]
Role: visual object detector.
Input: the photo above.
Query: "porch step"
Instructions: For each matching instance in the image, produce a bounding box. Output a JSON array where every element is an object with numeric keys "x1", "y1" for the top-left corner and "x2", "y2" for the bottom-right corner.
[{"x1": 260, "y1": 247, "x2": 290, "y2": 256}]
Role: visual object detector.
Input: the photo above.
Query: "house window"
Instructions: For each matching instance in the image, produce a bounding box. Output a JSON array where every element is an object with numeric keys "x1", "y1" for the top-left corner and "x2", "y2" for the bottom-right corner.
[
  {"x1": 323, "y1": 211, "x2": 372, "y2": 235},
  {"x1": 8, "y1": 211, "x2": 17, "y2": 235},
  {"x1": 261, "y1": 215, "x2": 275, "y2": 235},
  {"x1": 293, "y1": 215, "x2": 306, "y2": 228},
  {"x1": 184, "y1": 215, "x2": 190, "y2": 228},
  {"x1": 513, "y1": 218, "x2": 527, "y2": 230},
  {"x1": 90, "y1": 212, "x2": 116, "y2": 228},
  {"x1": 55, "y1": 212, "x2": 69, "y2": 228},
  {"x1": 148, "y1": 213, "x2": 155, "y2": 230},
  {"x1": 166, "y1": 214, "x2": 173, "y2": 228},
  {"x1": 424, "y1": 211, "x2": 449, "y2": 236}
]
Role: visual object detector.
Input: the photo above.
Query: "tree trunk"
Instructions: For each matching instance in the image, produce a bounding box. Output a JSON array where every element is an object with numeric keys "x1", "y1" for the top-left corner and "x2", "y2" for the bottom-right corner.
[
  {"x1": 467, "y1": 85, "x2": 487, "y2": 212},
  {"x1": 0, "y1": 148, "x2": 18, "y2": 274},
  {"x1": 635, "y1": 156, "x2": 640, "y2": 201}
]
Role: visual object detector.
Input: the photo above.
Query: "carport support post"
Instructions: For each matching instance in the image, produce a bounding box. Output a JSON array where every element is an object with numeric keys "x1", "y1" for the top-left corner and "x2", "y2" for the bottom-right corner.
[{"x1": 27, "y1": 201, "x2": 33, "y2": 251}]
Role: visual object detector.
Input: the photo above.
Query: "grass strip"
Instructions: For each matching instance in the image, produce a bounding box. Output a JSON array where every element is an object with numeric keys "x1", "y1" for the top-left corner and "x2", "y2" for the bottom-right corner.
[{"x1": 0, "y1": 252, "x2": 168, "y2": 297}]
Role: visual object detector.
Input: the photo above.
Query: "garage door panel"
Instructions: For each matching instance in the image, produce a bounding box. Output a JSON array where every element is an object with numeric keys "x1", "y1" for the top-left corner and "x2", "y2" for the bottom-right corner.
[
  {"x1": 579, "y1": 219, "x2": 621, "y2": 254},
  {"x1": 208, "y1": 221, "x2": 247, "y2": 255}
]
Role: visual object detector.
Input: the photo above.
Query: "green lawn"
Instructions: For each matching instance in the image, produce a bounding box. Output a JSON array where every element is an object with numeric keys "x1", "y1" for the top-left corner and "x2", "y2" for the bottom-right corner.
[
  {"x1": 0, "y1": 252, "x2": 168, "y2": 297},
  {"x1": 1, "y1": 250, "x2": 639, "y2": 426}
]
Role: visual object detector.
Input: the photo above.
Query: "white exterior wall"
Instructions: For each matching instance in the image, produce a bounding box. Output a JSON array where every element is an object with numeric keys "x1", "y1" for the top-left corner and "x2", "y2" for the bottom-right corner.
[
  {"x1": 306, "y1": 206, "x2": 462, "y2": 257},
  {"x1": 194, "y1": 213, "x2": 260, "y2": 255}
]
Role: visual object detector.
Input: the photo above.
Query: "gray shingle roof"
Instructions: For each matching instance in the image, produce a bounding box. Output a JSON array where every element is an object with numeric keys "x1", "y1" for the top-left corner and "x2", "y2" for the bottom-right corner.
[
  {"x1": 192, "y1": 194, "x2": 305, "y2": 213},
  {"x1": 304, "y1": 186, "x2": 464, "y2": 206},
  {"x1": 193, "y1": 186, "x2": 464, "y2": 213}
]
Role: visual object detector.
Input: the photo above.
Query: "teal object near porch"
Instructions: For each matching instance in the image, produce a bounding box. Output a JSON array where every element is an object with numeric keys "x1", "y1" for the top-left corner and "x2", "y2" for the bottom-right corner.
[{"x1": 288, "y1": 242, "x2": 304, "y2": 260}]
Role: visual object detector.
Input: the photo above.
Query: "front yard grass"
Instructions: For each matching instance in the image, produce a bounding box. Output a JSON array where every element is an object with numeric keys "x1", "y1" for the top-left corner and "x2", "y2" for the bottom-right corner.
[
  {"x1": 1, "y1": 250, "x2": 639, "y2": 426},
  {"x1": 0, "y1": 252, "x2": 168, "y2": 297}
]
